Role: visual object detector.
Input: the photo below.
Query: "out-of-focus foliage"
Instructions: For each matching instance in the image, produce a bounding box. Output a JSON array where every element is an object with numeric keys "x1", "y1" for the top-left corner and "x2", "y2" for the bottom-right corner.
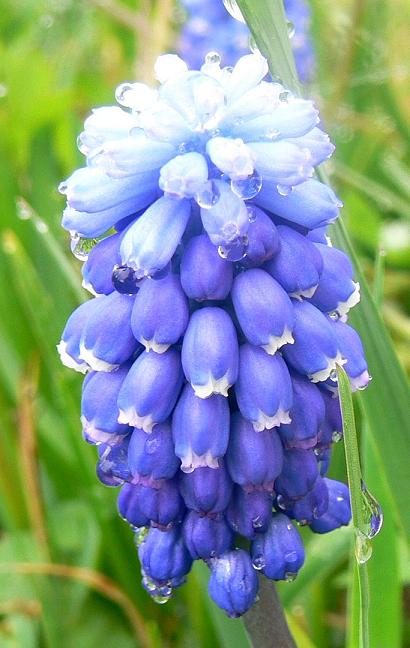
[{"x1": 0, "y1": 1, "x2": 408, "y2": 647}]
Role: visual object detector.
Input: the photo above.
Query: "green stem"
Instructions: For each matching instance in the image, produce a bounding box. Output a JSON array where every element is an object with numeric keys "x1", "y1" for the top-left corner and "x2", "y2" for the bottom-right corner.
[
  {"x1": 243, "y1": 577, "x2": 296, "y2": 648},
  {"x1": 357, "y1": 563, "x2": 370, "y2": 648}
]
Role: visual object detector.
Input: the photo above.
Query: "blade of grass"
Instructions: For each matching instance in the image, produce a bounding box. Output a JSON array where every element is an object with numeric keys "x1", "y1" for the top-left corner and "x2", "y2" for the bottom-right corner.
[{"x1": 337, "y1": 366, "x2": 371, "y2": 648}]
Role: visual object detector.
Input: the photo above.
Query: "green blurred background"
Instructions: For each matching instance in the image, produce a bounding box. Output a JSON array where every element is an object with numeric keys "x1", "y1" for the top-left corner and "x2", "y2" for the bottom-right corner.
[{"x1": 0, "y1": 1, "x2": 409, "y2": 646}]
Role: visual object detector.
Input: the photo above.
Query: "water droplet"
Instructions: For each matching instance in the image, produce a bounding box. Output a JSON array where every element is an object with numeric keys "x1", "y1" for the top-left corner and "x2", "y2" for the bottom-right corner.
[
  {"x1": 284, "y1": 550, "x2": 298, "y2": 562},
  {"x1": 195, "y1": 180, "x2": 221, "y2": 209},
  {"x1": 329, "y1": 311, "x2": 339, "y2": 321},
  {"x1": 277, "y1": 184, "x2": 292, "y2": 197},
  {"x1": 222, "y1": 0, "x2": 246, "y2": 23},
  {"x1": 16, "y1": 197, "x2": 32, "y2": 220},
  {"x1": 112, "y1": 265, "x2": 142, "y2": 294},
  {"x1": 0, "y1": 84, "x2": 8, "y2": 98},
  {"x1": 152, "y1": 593, "x2": 171, "y2": 605},
  {"x1": 279, "y1": 91, "x2": 290, "y2": 103},
  {"x1": 157, "y1": 584, "x2": 173, "y2": 598},
  {"x1": 247, "y1": 206, "x2": 257, "y2": 223},
  {"x1": 218, "y1": 235, "x2": 249, "y2": 262},
  {"x1": 135, "y1": 527, "x2": 149, "y2": 547},
  {"x1": 252, "y1": 555, "x2": 266, "y2": 570},
  {"x1": 276, "y1": 494, "x2": 286, "y2": 510},
  {"x1": 360, "y1": 480, "x2": 383, "y2": 539},
  {"x1": 285, "y1": 571, "x2": 298, "y2": 582},
  {"x1": 205, "y1": 51, "x2": 221, "y2": 65},
  {"x1": 70, "y1": 234, "x2": 98, "y2": 261},
  {"x1": 266, "y1": 129, "x2": 280, "y2": 141},
  {"x1": 231, "y1": 170, "x2": 262, "y2": 200},
  {"x1": 355, "y1": 531, "x2": 373, "y2": 564},
  {"x1": 329, "y1": 369, "x2": 338, "y2": 382},
  {"x1": 287, "y1": 20, "x2": 295, "y2": 39},
  {"x1": 252, "y1": 515, "x2": 263, "y2": 529},
  {"x1": 332, "y1": 430, "x2": 343, "y2": 443}
]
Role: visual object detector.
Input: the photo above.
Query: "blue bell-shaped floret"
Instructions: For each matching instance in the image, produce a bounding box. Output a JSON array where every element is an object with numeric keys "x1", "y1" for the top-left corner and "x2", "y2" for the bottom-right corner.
[
  {"x1": 309, "y1": 243, "x2": 360, "y2": 317},
  {"x1": 182, "y1": 511, "x2": 233, "y2": 559},
  {"x1": 81, "y1": 232, "x2": 121, "y2": 295},
  {"x1": 241, "y1": 207, "x2": 280, "y2": 268},
  {"x1": 278, "y1": 372, "x2": 325, "y2": 450},
  {"x1": 310, "y1": 479, "x2": 351, "y2": 533},
  {"x1": 208, "y1": 549, "x2": 259, "y2": 617},
  {"x1": 133, "y1": 479, "x2": 185, "y2": 530},
  {"x1": 178, "y1": 463, "x2": 233, "y2": 514},
  {"x1": 128, "y1": 423, "x2": 180, "y2": 482},
  {"x1": 227, "y1": 487, "x2": 273, "y2": 539},
  {"x1": 117, "y1": 483, "x2": 149, "y2": 529},
  {"x1": 251, "y1": 513, "x2": 305, "y2": 580},
  {"x1": 180, "y1": 233, "x2": 234, "y2": 301},
  {"x1": 275, "y1": 448, "x2": 319, "y2": 500}
]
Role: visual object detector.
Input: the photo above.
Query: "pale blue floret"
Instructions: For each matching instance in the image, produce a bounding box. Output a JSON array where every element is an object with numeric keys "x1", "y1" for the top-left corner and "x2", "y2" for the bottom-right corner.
[
  {"x1": 159, "y1": 152, "x2": 208, "y2": 198},
  {"x1": 57, "y1": 299, "x2": 101, "y2": 373},
  {"x1": 331, "y1": 320, "x2": 370, "y2": 391},
  {"x1": 235, "y1": 344, "x2": 293, "y2": 431},
  {"x1": 200, "y1": 179, "x2": 249, "y2": 246},
  {"x1": 120, "y1": 196, "x2": 192, "y2": 278},
  {"x1": 181, "y1": 307, "x2": 239, "y2": 397}
]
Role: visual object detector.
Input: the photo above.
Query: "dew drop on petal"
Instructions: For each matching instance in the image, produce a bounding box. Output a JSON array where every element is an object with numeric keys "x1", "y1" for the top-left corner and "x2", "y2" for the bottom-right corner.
[
  {"x1": 112, "y1": 264, "x2": 142, "y2": 294},
  {"x1": 231, "y1": 171, "x2": 262, "y2": 200},
  {"x1": 195, "y1": 180, "x2": 221, "y2": 209},
  {"x1": 218, "y1": 235, "x2": 249, "y2": 261},
  {"x1": 205, "y1": 51, "x2": 221, "y2": 65},
  {"x1": 70, "y1": 234, "x2": 98, "y2": 261},
  {"x1": 247, "y1": 206, "x2": 257, "y2": 223},
  {"x1": 332, "y1": 430, "x2": 343, "y2": 443},
  {"x1": 252, "y1": 555, "x2": 266, "y2": 570},
  {"x1": 277, "y1": 184, "x2": 292, "y2": 196},
  {"x1": 287, "y1": 21, "x2": 295, "y2": 39},
  {"x1": 284, "y1": 571, "x2": 298, "y2": 582}
]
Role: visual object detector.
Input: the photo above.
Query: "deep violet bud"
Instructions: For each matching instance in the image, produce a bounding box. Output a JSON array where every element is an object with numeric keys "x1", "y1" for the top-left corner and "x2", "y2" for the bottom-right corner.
[
  {"x1": 131, "y1": 273, "x2": 189, "y2": 352},
  {"x1": 315, "y1": 448, "x2": 332, "y2": 477},
  {"x1": 264, "y1": 225, "x2": 323, "y2": 299},
  {"x1": 200, "y1": 180, "x2": 249, "y2": 246},
  {"x1": 179, "y1": 464, "x2": 233, "y2": 514},
  {"x1": 241, "y1": 207, "x2": 280, "y2": 268},
  {"x1": 180, "y1": 233, "x2": 233, "y2": 301},
  {"x1": 331, "y1": 320, "x2": 370, "y2": 391},
  {"x1": 79, "y1": 292, "x2": 139, "y2": 371},
  {"x1": 232, "y1": 269, "x2": 295, "y2": 354},
  {"x1": 172, "y1": 384, "x2": 230, "y2": 471},
  {"x1": 310, "y1": 478, "x2": 351, "y2": 533},
  {"x1": 226, "y1": 413, "x2": 283, "y2": 492},
  {"x1": 138, "y1": 526, "x2": 192, "y2": 585},
  {"x1": 97, "y1": 436, "x2": 131, "y2": 485},
  {"x1": 81, "y1": 232, "x2": 121, "y2": 295},
  {"x1": 255, "y1": 179, "x2": 342, "y2": 230},
  {"x1": 181, "y1": 307, "x2": 239, "y2": 398},
  {"x1": 117, "y1": 348, "x2": 184, "y2": 432},
  {"x1": 117, "y1": 483, "x2": 149, "y2": 529},
  {"x1": 310, "y1": 243, "x2": 360, "y2": 317},
  {"x1": 120, "y1": 197, "x2": 191, "y2": 279},
  {"x1": 275, "y1": 448, "x2": 319, "y2": 500},
  {"x1": 235, "y1": 344, "x2": 293, "y2": 431},
  {"x1": 282, "y1": 300, "x2": 344, "y2": 383},
  {"x1": 251, "y1": 513, "x2": 305, "y2": 580},
  {"x1": 182, "y1": 511, "x2": 233, "y2": 559},
  {"x1": 57, "y1": 299, "x2": 100, "y2": 373},
  {"x1": 227, "y1": 487, "x2": 273, "y2": 539},
  {"x1": 280, "y1": 476, "x2": 329, "y2": 525},
  {"x1": 278, "y1": 373, "x2": 325, "y2": 450},
  {"x1": 81, "y1": 365, "x2": 130, "y2": 445},
  {"x1": 134, "y1": 479, "x2": 185, "y2": 529},
  {"x1": 208, "y1": 550, "x2": 259, "y2": 618},
  {"x1": 128, "y1": 423, "x2": 180, "y2": 481}
]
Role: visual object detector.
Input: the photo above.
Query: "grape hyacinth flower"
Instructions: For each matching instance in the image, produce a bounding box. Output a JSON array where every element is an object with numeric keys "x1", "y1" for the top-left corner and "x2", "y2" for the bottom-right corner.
[
  {"x1": 58, "y1": 50, "x2": 366, "y2": 615},
  {"x1": 178, "y1": 0, "x2": 315, "y2": 83}
]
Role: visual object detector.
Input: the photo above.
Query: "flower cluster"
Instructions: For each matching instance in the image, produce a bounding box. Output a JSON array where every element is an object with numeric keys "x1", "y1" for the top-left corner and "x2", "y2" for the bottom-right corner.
[
  {"x1": 178, "y1": 0, "x2": 315, "y2": 83},
  {"x1": 58, "y1": 52, "x2": 367, "y2": 616}
]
